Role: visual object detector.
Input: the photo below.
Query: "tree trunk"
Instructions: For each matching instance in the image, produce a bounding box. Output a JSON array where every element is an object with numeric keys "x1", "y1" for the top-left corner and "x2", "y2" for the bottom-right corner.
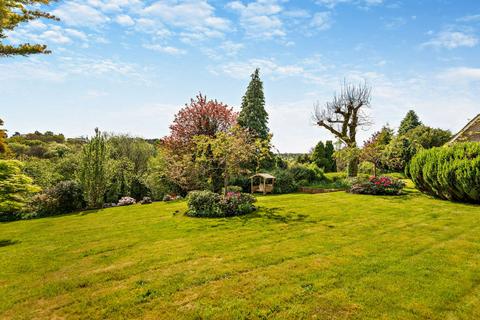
[
  {"x1": 347, "y1": 157, "x2": 359, "y2": 177},
  {"x1": 224, "y1": 173, "x2": 228, "y2": 196}
]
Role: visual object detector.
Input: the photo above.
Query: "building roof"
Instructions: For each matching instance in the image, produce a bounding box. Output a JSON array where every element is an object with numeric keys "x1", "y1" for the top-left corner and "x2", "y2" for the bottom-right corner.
[
  {"x1": 448, "y1": 114, "x2": 480, "y2": 144},
  {"x1": 251, "y1": 173, "x2": 276, "y2": 179}
]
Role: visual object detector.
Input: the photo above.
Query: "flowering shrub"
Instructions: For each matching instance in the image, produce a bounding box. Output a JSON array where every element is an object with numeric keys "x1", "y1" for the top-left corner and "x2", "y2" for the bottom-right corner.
[
  {"x1": 349, "y1": 176, "x2": 405, "y2": 195},
  {"x1": 163, "y1": 194, "x2": 182, "y2": 202},
  {"x1": 187, "y1": 190, "x2": 256, "y2": 217},
  {"x1": 30, "y1": 181, "x2": 85, "y2": 216},
  {"x1": 117, "y1": 196, "x2": 136, "y2": 206},
  {"x1": 140, "y1": 197, "x2": 152, "y2": 205},
  {"x1": 219, "y1": 192, "x2": 256, "y2": 216}
]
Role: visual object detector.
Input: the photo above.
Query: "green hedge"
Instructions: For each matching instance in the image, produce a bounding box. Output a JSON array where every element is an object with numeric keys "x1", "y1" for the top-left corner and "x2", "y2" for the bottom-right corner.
[{"x1": 409, "y1": 142, "x2": 480, "y2": 203}]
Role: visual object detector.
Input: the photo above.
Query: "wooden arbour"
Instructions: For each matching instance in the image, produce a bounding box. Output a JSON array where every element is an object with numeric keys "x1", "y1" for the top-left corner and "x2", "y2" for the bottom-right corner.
[{"x1": 250, "y1": 173, "x2": 276, "y2": 195}]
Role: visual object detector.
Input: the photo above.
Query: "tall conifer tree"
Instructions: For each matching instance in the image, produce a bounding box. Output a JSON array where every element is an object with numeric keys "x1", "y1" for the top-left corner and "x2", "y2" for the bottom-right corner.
[
  {"x1": 325, "y1": 140, "x2": 336, "y2": 172},
  {"x1": 311, "y1": 141, "x2": 326, "y2": 168},
  {"x1": 238, "y1": 68, "x2": 269, "y2": 140},
  {"x1": 398, "y1": 110, "x2": 422, "y2": 135}
]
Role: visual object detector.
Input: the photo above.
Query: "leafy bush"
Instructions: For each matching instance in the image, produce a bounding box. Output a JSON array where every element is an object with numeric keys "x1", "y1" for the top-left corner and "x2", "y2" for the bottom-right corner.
[
  {"x1": 131, "y1": 177, "x2": 151, "y2": 201},
  {"x1": 349, "y1": 176, "x2": 405, "y2": 195},
  {"x1": 221, "y1": 185, "x2": 243, "y2": 194},
  {"x1": 186, "y1": 190, "x2": 256, "y2": 217},
  {"x1": 288, "y1": 163, "x2": 324, "y2": 183},
  {"x1": 23, "y1": 158, "x2": 63, "y2": 189},
  {"x1": 0, "y1": 160, "x2": 40, "y2": 216},
  {"x1": 324, "y1": 172, "x2": 370, "y2": 183},
  {"x1": 30, "y1": 180, "x2": 85, "y2": 216},
  {"x1": 384, "y1": 172, "x2": 406, "y2": 180},
  {"x1": 118, "y1": 196, "x2": 136, "y2": 206},
  {"x1": 271, "y1": 169, "x2": 298, "y2": 194},
  {"x1": 359, "y1": 161, "x2": 375, "y2": 175},
  {"x1": 219, "y1": 192, "x2": 256, "y2": 216},
  {"x1": 186, "y1": 190, "x2": 222, "y2": 217},
  {"x1": 324, "y1": 172, "x2": 347, "y2": 182},
  {"x1": 409, "y1": 143, "x2": 480, "y2": 203},
  {"x1": 228, "y1": 175, "x2": 250, "y2": 192}
]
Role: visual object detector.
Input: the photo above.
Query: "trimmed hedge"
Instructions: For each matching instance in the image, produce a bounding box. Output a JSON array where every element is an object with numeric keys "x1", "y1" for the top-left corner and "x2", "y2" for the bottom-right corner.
[{"x1": 409, "y1": 142, "x2": 480, "y2": 203}]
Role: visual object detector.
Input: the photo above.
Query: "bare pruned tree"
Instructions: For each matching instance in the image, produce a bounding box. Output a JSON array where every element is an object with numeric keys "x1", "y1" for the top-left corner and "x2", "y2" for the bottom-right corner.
[{"x1": 314, "y1": 81, "x2": 373, "y2": 176}]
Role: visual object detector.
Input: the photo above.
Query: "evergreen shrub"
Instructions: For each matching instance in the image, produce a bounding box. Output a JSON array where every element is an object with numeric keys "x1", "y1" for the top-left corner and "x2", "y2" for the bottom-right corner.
[{"x1": 409, "y1": 142, "x2": 480, "y2": 203}]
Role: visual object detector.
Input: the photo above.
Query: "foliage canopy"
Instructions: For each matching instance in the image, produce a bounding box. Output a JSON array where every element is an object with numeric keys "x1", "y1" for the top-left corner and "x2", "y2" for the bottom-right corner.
[
  {"x1": 0, "y1": 0, "x2": 58, "y2": 57},
  {"x1": 0, "y1": 159, "x2": 40, "y2": 214}
]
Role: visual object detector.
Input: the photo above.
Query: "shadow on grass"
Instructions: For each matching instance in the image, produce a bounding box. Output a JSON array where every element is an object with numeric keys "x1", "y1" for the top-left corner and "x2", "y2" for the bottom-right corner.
[
  {"x1": 381, "y1": 190, "x2": 419, "y2": 202},
  {"x1": 39, "y1": 209, "x2": 102, "y2": 220},
  {"x1": 1, "y1": 208, "x2": 103, "y2": 224},
  {"x1": 0, "y1": 239, "x2": 20, "y2": 248},
  {"x1": 240, "y1": 207, "x2": 311, "y2": 224},
  {"x1": 349, "y1": 188, "x2": 420, "y2": 203}
]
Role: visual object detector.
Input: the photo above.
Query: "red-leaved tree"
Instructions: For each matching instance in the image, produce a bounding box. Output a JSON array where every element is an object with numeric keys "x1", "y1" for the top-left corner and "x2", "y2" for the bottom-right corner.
[
  {"x1": 163, "y1": 94, "x2": 238, "y2": 151},
  {"x1": 161, "y1": 94, "x2": 238, "y2": 192}
]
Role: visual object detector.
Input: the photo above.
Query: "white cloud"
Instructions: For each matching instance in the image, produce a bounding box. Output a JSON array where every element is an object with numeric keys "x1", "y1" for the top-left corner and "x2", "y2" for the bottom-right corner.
[
  {"x1": 65, "y1": 58, "x2": 142, "y2": 77},
  {"x1": 86, "y1": 89, "x2": 109, "y2": 98},
  {"x1": 142, "y1": 1, "x2": 230, "y2": 41},
  {"x1": 221, "y1": 41, "x2": 244, "y2": 55},
  {"x1": 384, "y1": 17, "x2": 406, "y2": 29},
  {"x1": 457, "y1": 14, "x2": 480, "y2": 23},
  {"x1": 227, "y1": 0, "x2": 285, "y2": 39},
  {"x1": 115, "y1": 14, "x2": 135, "y2": 26},
  {"x1": 315, "y1": 0, "x2": 350, "y2": 8},
  {"x1": 86, "y1": 0, "x2": 142, "y2": 12},
  {"x1": 212, "y1": 58, "x2": 304, "y2": 79},
  {"x1": 143, "y1": 44, "x2": 186, "y2": 55},
  {"x1": 364, "y1": 0, "x2": 383, "y2": 5},
  {"x1": 134, "y1": 18, "x2": 171, "y2": 37},
  {"x1": 310, "y1": 12, "x2": 333, "y2": 30},
  {"x1": 315, "y1": 0, "x2": 383, "y2": 9},
  {"x1": 0, "y1": 55, "x2": 150, "y2": 85},
  {"x1": 201, "y1": 41, "x2": 244, "y2": 59},
  {"x1": 6, "y1": 24, "x2": 88, "y2": 46},
  {"x1": 438, "y1": 67, "x2": 480, "y2": 81},
  {"x1": 143, "y1": 1, "x2": 229, "y2": 29},
  {"x1": 29, "y1": 20, "x2": 48, "y2": 30},
  {"x1": 422, "y1": 31, "x2": 478, "y2": 49},
  {"x1": 284, "y1": 9, "x2": 311, "y2": 18},
  {"x1": 0, "y1": 59, "x2": 67, "y2": 82},
  {"x1": 53, "y1": 2, "x2": 110, "y2": 27}
]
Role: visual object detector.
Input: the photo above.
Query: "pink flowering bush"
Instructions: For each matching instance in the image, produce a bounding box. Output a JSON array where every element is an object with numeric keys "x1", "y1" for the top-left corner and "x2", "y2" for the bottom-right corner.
[
  {"x1": 220, "y1": 192, "x2": 256, "y2": 216},
  {"x1": 349, "y1": 176, "x2": 405, "y2": 195}
]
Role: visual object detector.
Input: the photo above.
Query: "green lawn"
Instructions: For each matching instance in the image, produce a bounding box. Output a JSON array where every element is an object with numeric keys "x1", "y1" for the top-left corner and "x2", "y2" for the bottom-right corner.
[{"x1": 2, "y1": 186, "x2": 480, "y2": 319}]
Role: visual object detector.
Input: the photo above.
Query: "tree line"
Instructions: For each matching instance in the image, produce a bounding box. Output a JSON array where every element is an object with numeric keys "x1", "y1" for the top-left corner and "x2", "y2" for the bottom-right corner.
[{"x1": 0, "y1": 68, "x2": 276, "y2": 218}]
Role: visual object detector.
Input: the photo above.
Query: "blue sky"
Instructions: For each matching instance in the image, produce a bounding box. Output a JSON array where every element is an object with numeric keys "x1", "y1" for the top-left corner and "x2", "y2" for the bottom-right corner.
[{"x1": 1, "y1": 0, "x2": 479, "y2": 152}]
